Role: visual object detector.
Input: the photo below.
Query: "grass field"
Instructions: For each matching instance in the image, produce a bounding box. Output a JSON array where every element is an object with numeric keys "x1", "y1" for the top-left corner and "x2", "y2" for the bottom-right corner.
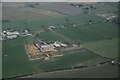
[
  {"x1": 83, "y1": 38, "x2": 118, "y2": 58},
  {"x1": 2, "y1": 2, "x2": 119, "y2": 78},
  {"x1": 3, "y1": 13, "x2": 104, "y2": 32},
  {"x1": 2, "y1": 38, "x2": 35, "y2": 78},
  {"x1": 37, "y1": 31, "x2": 70, "y2": 42},
  {"x1": 2, "y1": 15, "x2": 118, "y2": 78},
  {"x1": 39, "y1": 22, "x2": 118, "y2": 43},
  {"x1": 2, "y1": 39, "x2": 107, "y2": 78},
  {"x1": 30, "y1": 64, "x2": 118, "y2": 78},
  {"x1": 32, "y1": 50, "x2": 107, "y2": 72},
  {"x1": 2, "y1": 18, "x2": 118, "y2": 78}
]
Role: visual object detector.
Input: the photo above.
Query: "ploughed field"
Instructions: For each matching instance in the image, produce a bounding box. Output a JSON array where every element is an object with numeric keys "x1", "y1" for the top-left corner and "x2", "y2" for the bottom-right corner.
[{"x1": 2, "y1": 3, "x2": 65, "y2": 21}]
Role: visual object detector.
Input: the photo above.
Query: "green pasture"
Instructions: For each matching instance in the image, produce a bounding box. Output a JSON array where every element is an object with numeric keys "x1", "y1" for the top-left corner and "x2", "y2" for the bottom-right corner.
[
  {"x1": 2, "y1": 4, "x2": 118, "y2": 78},
  {"x1": 2, "y1": 38, "x2": 107, "y2": 78},
  {"x1": 34, "y1": 64, "x2": 118, "y2": 78},
  {"x1": 39, "y1": 23, "x2": 118, "y2": 43},
  {"x1": 2, "y1": 37, "x2": 35, "y2": 78},
  {"x1": 32, "y1": 50, "x2": 107, "y2": 72},
  {"x1": 83, "y1": 38, "x2": 118, "y2": 58},
  {"x1": 3, "y1": 13, "x2": 104, "y2": 32}
]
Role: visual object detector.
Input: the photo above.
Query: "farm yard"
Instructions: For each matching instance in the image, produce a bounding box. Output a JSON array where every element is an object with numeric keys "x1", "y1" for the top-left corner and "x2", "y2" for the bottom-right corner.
[{"x1": 2, "y1": 2, "x2": 119, "y2": 78}]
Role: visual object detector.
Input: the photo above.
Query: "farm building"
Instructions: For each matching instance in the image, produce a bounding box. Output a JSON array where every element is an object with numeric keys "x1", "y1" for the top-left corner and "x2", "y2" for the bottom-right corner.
[
  {"x1": 60, "y1": 43, "x2": 68, "y2": 47},
  {"x1": 53, "y1": 41, "x2": 68, "y2": 47},
  {"x1": 2, "y1": 30, "x2": 19, "y2": 39},
  {"x1": 41, "y1": 45, "x2": 50, "y2": 48},
  {"x1": 6, "y1": 31, "x2": 19, "y2": 39},
  {"x1": 2, "y1": 29, "x2": 32, "y2": 40},
  {"x1": 6, "y1": 31, "x2": 19, "y2": 36},
  {"x1": 40, "y1": 44, "x2": 57, "y2": 52},
  {"x1": 53, "y1": 42, "x2": 61, "y2": 47},
  {"x1": 7, "y1": 35, "x2": 17, "y2": 39}
]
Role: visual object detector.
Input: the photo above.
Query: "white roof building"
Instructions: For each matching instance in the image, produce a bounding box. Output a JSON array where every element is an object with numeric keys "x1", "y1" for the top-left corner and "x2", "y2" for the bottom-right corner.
[
  {"x1": 60, "y1": 43, "x2": 67, "y2": 47},
  {"x1": 6, "y1": 31, "x2": 19, "y2": 36},
  {"x1": 25, "y1": 30, "x2": 29, "y2": 33},
  {"x1": 41, "y1": 45, "x2": 50, "y2": 48},
  {"x1": 3, "y1": 31, "x2": 7, "y2": 33},
  {"x1": 7, "y1": 35, "x2": 17, "y2": 39},
  {"x1": 49, "y1": 26, "x2": 56, "y2": 29},
  {"x1": 53, "y1": 42, "x2": 61, "y2": 47}
]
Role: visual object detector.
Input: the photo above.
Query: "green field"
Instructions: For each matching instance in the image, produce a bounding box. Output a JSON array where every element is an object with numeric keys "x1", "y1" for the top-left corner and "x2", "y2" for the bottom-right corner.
[
  {"x1": 31, "y1": 64, "x2": 118, "y2": 78},
  {"x1": 2, "y1": 38, "x2": 35, "y2": 78},
  {"x1": 83, "y1": 38, "x2": 118, "y2": 58},
  {"x1": 39, "y1": 22, "x2": 118, "y2": 43},
  {"x1": 2, "y1": 20, "x2": 118, "y2": 78},
  {"x1": 3, "y1": 13, "x2": 104, "y2": 32},
  {"x1": 2, "y1": 2, "x2": 119, "y2": 78},
  {"x1": 2, "y1": 16, "x2": 118, "y2": 78},
  {"x1": 2, "y1": 40, "x2": 107, "y2": 78},
  {"x1": 32, "y1": 50, "x2": 107, "y2": 72}
]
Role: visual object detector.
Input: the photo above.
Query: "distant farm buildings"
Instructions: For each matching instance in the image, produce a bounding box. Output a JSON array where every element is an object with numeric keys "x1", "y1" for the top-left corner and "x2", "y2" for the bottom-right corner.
[
  {"x1": 97, "y1": 13, "x2": 116, "y2": 22},
  {"x1": 6, "y1": 31, "x2": 19, "y2": 39},
  {"x1": 1, "y1": 29, "x2": 32, "y2": 40}
]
